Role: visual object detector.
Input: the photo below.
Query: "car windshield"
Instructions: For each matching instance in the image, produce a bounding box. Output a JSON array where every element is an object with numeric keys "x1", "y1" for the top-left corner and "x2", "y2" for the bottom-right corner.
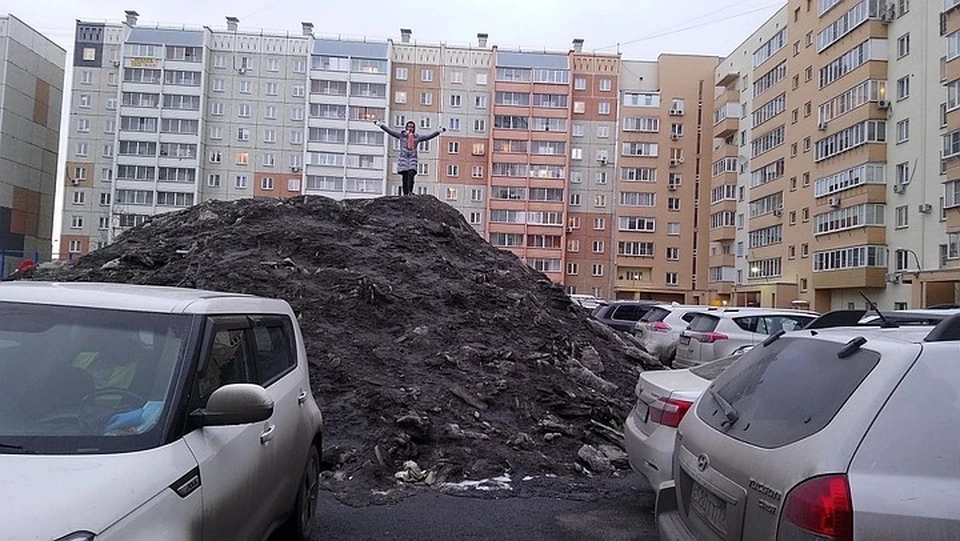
[{"x1": 0, "y1": 302, "x2": 195, "y2": 454}]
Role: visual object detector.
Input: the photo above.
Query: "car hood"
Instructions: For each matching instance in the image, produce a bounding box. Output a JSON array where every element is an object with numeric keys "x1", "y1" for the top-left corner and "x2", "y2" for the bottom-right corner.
[{"x1": 1, "y1": 440, "x2": 198, "y2": 538}]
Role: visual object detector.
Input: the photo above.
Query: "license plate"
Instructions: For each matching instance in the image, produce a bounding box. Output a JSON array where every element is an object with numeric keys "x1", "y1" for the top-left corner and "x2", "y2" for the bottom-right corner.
[
  {"x1": 690, "y1": 482, "x2": 727, "y2": 535},
  {"x1": 680, "y1": 336, "x2": 690, "y2": 345}
]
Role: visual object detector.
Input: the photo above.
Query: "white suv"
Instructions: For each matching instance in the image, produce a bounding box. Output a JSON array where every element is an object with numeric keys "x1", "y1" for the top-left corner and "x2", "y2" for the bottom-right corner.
[
  {"x1": 674, "y1": 308, "x2": 818, "y2": 368},
  {"x1": 634, "y1": 304, "x2": 712, "y2": 366},
  {"x1": 0, "y1": 282, "x2": 323, "y2": 541}
]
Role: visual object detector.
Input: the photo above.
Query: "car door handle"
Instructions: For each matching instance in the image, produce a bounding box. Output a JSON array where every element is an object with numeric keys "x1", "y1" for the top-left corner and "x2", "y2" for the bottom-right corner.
[
  {"x1": 260, "y1": 424, "x2": 276, "y2": 444},
  {"x1": 297, "y1": 390, "x2": 309, "y2": 405}
]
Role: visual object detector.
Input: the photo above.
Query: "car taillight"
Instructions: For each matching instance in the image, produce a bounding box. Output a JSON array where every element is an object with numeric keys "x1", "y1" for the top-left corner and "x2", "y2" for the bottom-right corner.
[
  {"x1": 779, "y1": 475, "x2": 853, "y2": 541},
  {"x1": 648, "y1": 397, "x2": 694, "y2": 428},
  {"x1": 695, "y1": 332, "x2": 728, "y2": 343},
  {"x1": 652, "y1": 321, "x2": 672, "y2": 332}
]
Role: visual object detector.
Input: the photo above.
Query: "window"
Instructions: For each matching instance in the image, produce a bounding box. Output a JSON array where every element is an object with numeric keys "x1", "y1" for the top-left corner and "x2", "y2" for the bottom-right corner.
[
  {"x1": 592, "y1": 241, "x2": 605, "y2": 254},
  {"x1": 395, "y1": 91, "x2": 407, "y2": 104},
  {"x1": 449, "y1": 118, "x2": 461, "y2": 131},
  {"x1": 449, "y1": 94, "x2": 462, "y2": 107},
  {"x1": 474, "y1": 118, "x2": 486, "y2": 133},
  {"x1": 896, "y1": 76, "x2": 910, "y2": 100},
  {"x1": 450, "y1": 70, "x2": 464, "y2": 84},
  {"x1": 292, "y1": 85, "x2": 305, "y2": 97},
  {"x1": 236, "y1": 153, "x2": 249, "y2": 165},
  {"x1": 80, "y1": 71, "x2": 93, "y2": 84},
  {"x1": 594, "y1": 217, "x2": 606, "y2": 230},
  {"x1": 77, "y1": 118, "x2": 90, "y2": 132},
  {"x1": 267, "y1": 58, "x2": 280, "y2": 72},
  {"x1": 447, "y1": 164, "x2": 460, "y2": 177},
  {"x1": 239, "y1": 80, "x2": 251, "y2": 94},
  {"x1": 75, "y1": 142, "x2": 88, "y2": 157},
  {"x1": 667, "y1": 222, "x2": 680, "y2": 236},
  {"x1": 574, "y1": 78, "x2": 587, "y2": 90},
  {"x1": 570, "y1": 193, "x2": 582, "y2": 206},
  {"x1": 597, "y1": 126, "x2": 610, "y2": 138},
  {"x1": 897, "y1": 33, "x2": 910, "y2": 58},
  {"x1": 420, "y1": 92, "x2": 433, "y2": 106},
  {"x1": 895, "y1": 205, "x2": 909, "y2": 229},
  {"x1": 262, "y1": 153, "x2": 275, "y2": 167},
  {"x1": 207, "y1": 174, "x2": 221, "y2": 187},
  {"x1": 592, "y1": 264, "x2": 604, "y2": 277},
  {"x1": 666, "y1": 247, "x2": 679, "y2": 260},
  {"x1": 395, "y1": 67, "x2": 408, "y2": 80},
  {"x1": 72, "y1": 191, "x2": 85, "y2": 205},
  {"x1": 666, "y1": 272, "x2": 679, "y2": 286},
  {"x1": 294, "y1": 59, "x2": 306, "y2": 73},
  {"x1": 235, "y1": 175, "x2": 248, "y2": 189},
  {"x1": 598, "y1": 102, "x2": 611, "y2": 115},
  {"x1": 896, "y1": 119, "x2": 910, "y2": 143},
  {"x1": 70, "y1": 216, "x2": 84, "y2": 229},
  {"x1": 448, "y1": 141, "x2": 460, "y2": 154},
  {"x1": 237, "y1": 128, "x2": 251, "y2": 141},
  {"x1": 667, "y1": 198, "x2": 680, "y2": 211},
  {"x1": 420, "y1": 68, "x2": 433, "y2": 82},
  {"x1": 600, "y1": 78, "x2": 612, "y2": 92},
  {"x1": 99, "y1": 192, "x2": 111, "y2": 206},
  {"x1": 237, "y1": 103, "x2": 251, "y2": 118},
  {"x1": 573, "y1": 101, "x2": 586, "y2": 114},
  {"x1": 476, "y1": 73, "x2": 488, "y2": 85}
]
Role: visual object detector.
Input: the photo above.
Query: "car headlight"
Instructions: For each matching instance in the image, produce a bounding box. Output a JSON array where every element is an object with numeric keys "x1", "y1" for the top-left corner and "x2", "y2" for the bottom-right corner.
[{"x1": 55, "y1": 532, "x2": 95, "y2": 541}]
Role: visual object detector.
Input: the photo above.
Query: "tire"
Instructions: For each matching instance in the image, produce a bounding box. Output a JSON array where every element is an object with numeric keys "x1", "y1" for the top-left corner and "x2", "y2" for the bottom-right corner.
[{"x1": 281, "y1": 445, "x2": 320, "y2": 541}]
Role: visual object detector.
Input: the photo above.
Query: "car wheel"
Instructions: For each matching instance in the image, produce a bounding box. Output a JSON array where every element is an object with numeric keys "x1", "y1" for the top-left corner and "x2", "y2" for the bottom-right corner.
[{"x1": 282, "y1": 444, "x2": 320, "y2": 540}]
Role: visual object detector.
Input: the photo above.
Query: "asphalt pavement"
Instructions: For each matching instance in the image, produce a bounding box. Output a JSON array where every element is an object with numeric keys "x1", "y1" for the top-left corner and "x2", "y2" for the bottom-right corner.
[{"x1": 309, "y1": 474, "x2": 659, "y2": 541}]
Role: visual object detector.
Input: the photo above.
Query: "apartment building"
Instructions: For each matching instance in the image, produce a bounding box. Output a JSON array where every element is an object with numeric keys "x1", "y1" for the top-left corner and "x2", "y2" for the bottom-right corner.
[
  {"x1": 615, "y1": 55, "x2": 718, "y2": 303},
  {"x1": 709, "y1": 0, "x2": 960, "y2": 310},
  {"x1": 564, "y1": 43, "x2": 621, "y2": 299},
  {"x1": 0, "y1": 14, "x2": 65, "y2": 274},
  {"x1": 487, "y1": 49, "x2": 572, "y2": 283},
  {"x1": 923, "y1": 0, "x2": 960, "y2": 307},
  {"x1": 305, "y1": 37, "x2": 389, "y2": 198}
]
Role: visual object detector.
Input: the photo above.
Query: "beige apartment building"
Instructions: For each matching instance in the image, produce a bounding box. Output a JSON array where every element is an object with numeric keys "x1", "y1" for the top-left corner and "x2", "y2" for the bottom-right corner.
[
  {"x1": 712, "y1": 0, "x2": 959, "y2": 311},
  {"x1": 0, "y1": 14, "x2": 64, "y2": 275}
]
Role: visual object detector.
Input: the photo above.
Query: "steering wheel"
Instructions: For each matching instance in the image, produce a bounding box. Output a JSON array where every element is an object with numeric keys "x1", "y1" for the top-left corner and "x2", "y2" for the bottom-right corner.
[{"x1": 81, "y1": 387, "x2": 147, "y2": 410}]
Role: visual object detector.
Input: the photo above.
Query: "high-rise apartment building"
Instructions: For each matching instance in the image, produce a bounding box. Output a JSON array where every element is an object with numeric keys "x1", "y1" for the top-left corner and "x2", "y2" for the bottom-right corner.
[
  {"x1": 709, "y1": 0, "x2": 960, "y2": 311},
  {"x1": 0, "y1": 14, "x2": 65, "y2": 275}
]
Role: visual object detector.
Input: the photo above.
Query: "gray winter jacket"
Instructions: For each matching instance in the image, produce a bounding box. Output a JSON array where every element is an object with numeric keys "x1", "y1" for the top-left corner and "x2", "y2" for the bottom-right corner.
[{"x1": 377, "y1": 123, "x2": 443, "y2": 173}]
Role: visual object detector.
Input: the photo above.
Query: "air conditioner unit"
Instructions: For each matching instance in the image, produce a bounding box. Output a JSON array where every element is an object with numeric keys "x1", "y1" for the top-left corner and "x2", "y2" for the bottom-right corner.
[
  {"x1": 669, "y1": 108, "x2": 683, "y2": 116},
  {"x1": 828, "y1": 196, "x2": 841, "y2": 208},
  {"x1": 773, "y1": 207, "x2": 783, "y2": 217},
  {"x1": 893, "y1": 183, "x2": 906, "y2": 193},
  {"x1": 669, "y1": 158, "x2": 679, "y2": 166},
  {"x1": 71, "y1": 178, "x2": 80, "y2": 185},
  {"x1": 112, "y1": 60, "x2": 121, "y2": 67},
  {"x1": 598, "y1": 157, "x2": 608, "y2": 166},
  {"x1": 677, "y1": 157, "x2": 685, "y2": 164},
  {"x1": 566, "y1": 226, "x2": 575, "y2": 233},
  {"x1": 881, "y1": 6, "x2": 896, "y2": 22},
  {"x1": 817, "y1": 121, "x2": 828, "y2": 131},
  {"x1": 237, "y1": 67, "x2": 246, "y2": 74},
  {"x1": 670, "y1": 134, "x2": 680, "y2": 140},
  {"x1": 668, "y1": 184, "x2": 678, "y2": 191},
  {"x1": 886, "y1": 272, "x2": 901, "y2": 284},
  {"x1": 877, "y1": 99, "x2": 890, "y2": 109},
  {"x1": 290, "y1": 166, "x2": 301, "y2": 172},
  {"x1": 919, "y1": 203, "x2": 933, "y2": 213}
]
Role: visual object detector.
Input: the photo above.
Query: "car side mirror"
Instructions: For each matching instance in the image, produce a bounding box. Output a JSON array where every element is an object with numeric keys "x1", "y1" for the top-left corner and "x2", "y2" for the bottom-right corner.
[{"x1": 190, "y1": 383, "x2": 274, "y2": 427}]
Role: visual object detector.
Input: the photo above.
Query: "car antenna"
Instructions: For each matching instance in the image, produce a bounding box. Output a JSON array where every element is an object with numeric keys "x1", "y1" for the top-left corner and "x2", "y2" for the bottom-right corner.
[{"x1": 858, "y1": 290, "x2": 894, "y2": 328}]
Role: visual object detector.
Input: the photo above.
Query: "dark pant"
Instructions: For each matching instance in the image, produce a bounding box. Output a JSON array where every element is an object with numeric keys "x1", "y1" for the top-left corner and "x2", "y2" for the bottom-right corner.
[{"x1": 400, "y1": 170, "x2": 417, "y2": 195}]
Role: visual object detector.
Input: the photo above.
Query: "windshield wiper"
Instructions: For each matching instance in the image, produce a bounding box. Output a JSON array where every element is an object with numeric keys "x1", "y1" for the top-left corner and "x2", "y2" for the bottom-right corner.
[
  {"x1": 859, "y1": 290, "x2": 896, "y2": 328},
  {"x1": 0, "y1": 441, "x2": 28, "y2": 453},
  {"x1": 709, "y1": 387, "x2": 739, "y2": 425}
]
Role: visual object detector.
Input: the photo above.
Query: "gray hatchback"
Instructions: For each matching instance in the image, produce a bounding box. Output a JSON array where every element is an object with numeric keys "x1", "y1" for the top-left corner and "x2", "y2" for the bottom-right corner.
[{"x1": 657, "y1": 313, "x2": 960, "y2": 541}]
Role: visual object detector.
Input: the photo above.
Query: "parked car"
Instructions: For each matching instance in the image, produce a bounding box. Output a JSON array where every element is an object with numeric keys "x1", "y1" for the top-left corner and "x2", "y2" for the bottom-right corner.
[
  {"x1": 623, "y1": 345, "x2": 751, "y2": 494},
  {"x1": 569, "y1": 293, "x2": 604, "y2": 310},
  {"x1": 634, "y1": 305, "x2": 713, "y2": 366},
  {"x1": 627, "y1": 308, "x2": 957, "y2": 498},
  {"x1": 673, "y1": 308, "x2": 818, "y2": 368},
  {"x1": 656, "y1": 313, "x2": 960, "y2": 540},
  {"x1": 591, "y1": 300, "x2": 661, "y2": 332},
  {"x1": 0, "y1": 282, "x2": 323, "y2": 541}
]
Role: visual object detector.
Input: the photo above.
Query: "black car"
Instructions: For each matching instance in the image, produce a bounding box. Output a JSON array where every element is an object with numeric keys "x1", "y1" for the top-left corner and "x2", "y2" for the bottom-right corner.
[{"x1": 591, "y1": 301, "x2": 660, "y2": 332}]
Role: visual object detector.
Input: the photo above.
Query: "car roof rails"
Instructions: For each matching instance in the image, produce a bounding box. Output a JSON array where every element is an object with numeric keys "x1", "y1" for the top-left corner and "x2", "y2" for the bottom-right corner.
[
  {"x1": 924, "y1": 313, "x2": 960, "y2": 342},
  {"x1": 807, "y1": 309, "x2": 956, "y2": 331}
]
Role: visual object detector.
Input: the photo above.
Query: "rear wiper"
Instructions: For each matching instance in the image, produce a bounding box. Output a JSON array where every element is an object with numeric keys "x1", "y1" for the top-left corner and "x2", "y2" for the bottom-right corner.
[
  {"x1": 859, "y1": 290, "x2": 896, "y2": 328},
  {"x1": 0, "y1": 442, "x2": 28, "y2": 453},
  {"x1": 709, "y1": 387, "x2": 739, "y2": 425}
]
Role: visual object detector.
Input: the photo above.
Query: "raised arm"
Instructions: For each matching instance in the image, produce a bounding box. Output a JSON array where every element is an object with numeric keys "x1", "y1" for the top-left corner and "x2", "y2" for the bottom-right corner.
[
  {"x1": 417, "y1": 127, "x2": 445, "y2": 142},
  {"x1": 375, "y1": 121, "x2": 403, "y2": 139}
]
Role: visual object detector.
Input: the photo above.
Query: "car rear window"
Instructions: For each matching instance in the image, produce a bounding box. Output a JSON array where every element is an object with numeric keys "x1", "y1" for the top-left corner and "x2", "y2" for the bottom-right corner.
[
  {"x1": 641, "y1": 307, "x2": 670, "y2": 323},
  {"x1": 689, "y1": 353, "x2": 742, "y2": 381},
  {"x1": 687, "y1": 314, "x2": 720, "y2": 332},
  {"x1": 697, "y1": 337, "x2": 880, "y2": 448}
]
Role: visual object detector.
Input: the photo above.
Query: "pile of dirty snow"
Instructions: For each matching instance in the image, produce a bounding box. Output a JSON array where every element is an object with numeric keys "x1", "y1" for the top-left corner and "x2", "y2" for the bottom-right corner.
[{"x1": 23, "y1": 195, "x2": 657, "y2": 502}]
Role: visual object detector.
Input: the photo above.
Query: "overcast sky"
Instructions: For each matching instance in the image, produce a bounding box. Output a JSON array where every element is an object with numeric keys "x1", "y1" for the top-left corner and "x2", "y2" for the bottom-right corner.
[{"x1": 12, "y1": 0, "x2": 783, "y2": 59}]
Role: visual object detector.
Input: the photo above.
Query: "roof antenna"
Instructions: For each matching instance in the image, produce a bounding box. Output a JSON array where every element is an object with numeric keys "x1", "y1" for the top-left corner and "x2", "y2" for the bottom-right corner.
[{"x1": 859, "y1": 290, "x2": 893, "y2": 328}]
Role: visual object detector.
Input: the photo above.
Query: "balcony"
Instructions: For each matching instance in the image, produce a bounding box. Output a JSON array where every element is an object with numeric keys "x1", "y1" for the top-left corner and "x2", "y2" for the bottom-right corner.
[
  {"x1": 711, "y1": 226, "x2": 736, "y2": 242},
  {"x1": 811, "y1": 268, "x2": 887, "y2": 290},
  {"x1": 717, "y1": 71, "x2": 740, "y2": 88},
  {"x1": 709, "y1": 253, "x2": 736, "y2": 267},
  {"x1": 946, "y1": 56, "x2": 960, "y2": 86},
  {"x1": 713, "y1": 102, "x2": 740, "y2": 139}
]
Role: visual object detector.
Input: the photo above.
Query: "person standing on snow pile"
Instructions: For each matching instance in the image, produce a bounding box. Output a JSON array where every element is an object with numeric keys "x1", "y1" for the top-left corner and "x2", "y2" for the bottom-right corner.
[{"x1": 374, "y1": 119, "x2": 445, "y2": 196}]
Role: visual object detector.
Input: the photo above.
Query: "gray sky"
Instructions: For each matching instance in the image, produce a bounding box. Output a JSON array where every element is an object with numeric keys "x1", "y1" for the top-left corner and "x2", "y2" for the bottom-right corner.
[{"x1": 13, "y1": 0, "x2": 783, "y2": 59}]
